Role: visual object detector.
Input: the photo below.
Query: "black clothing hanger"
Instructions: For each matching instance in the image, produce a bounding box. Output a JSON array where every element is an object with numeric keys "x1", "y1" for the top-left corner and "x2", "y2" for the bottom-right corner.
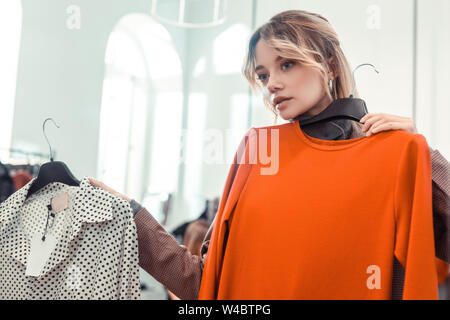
[
  {"x1": 25, "y1": 118, "x2": 80, "y2": 199},
  {"x1": 292, "y1": 63, "x2": 379, "y2": 136}
]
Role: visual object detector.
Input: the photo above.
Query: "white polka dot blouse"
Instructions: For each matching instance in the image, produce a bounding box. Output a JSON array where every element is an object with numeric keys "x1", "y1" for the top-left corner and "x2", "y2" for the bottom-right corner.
[{"x1": 0, "y1": 176, "x2": 141, "y2": 299}]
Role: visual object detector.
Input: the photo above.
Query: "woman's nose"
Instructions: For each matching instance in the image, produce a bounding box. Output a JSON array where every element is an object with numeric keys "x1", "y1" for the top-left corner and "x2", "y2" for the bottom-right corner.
[{"x1": 267, "y1": 76, "x2": 283, "y2": 93}]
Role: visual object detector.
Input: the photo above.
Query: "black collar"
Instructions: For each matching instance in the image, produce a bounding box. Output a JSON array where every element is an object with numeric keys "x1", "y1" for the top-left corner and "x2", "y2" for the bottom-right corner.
[{"x1": 290, "y1": 98, "x2": 368, "y2": 140}]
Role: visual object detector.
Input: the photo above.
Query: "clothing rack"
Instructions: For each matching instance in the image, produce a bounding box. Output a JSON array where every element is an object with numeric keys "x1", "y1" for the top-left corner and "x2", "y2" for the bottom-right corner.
[
  {"x1": 0, "y1": 153, "x2": 40, "y2": 203},
  {"x1": 3, "y1": 163, "x2": 40, "y2": 177},
  {"x1": 0, "y1": 147, "x2": 49, "y2": 179}
]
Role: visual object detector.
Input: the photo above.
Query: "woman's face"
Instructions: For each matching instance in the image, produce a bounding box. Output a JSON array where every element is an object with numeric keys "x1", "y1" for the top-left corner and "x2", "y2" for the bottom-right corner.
[{"x1": 254, "y1": 39, "x2": 332, "y2": 120}]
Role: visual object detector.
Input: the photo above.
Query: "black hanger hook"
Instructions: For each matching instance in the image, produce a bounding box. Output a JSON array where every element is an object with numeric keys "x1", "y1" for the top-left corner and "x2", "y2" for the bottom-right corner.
[
  {"x1": 43, "y1": 118, "x2": 60, "y2": 161},
  {"x1": 350, "y1": 63, "x2": 379, "y2": 98}
]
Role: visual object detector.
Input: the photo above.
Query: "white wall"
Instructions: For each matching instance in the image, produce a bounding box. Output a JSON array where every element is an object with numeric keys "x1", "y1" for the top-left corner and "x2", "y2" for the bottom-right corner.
[
  {"x1": 0, "y1": 2, "x2": 22, "y2": 158},
  {"x1": 10, "y1": 0, "x2": 188, "y2": 178},
  {"x1": 416, "y1": 0, "x2": 450, "y2": 159}
]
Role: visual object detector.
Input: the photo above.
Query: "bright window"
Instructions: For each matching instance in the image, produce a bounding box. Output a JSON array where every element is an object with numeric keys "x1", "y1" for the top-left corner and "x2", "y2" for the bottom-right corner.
[{"x1": 98, "y1": 14, "x2": 183, "y2": 203}]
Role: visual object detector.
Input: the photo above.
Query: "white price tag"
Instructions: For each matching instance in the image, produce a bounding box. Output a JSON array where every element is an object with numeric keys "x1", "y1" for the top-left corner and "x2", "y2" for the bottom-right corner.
[
  {"x1": 51, "y1": 192, "x2": 68, "y2": 213},
  {"x1": 25, "y1": 233, "x2": 57, "y2": 277}
]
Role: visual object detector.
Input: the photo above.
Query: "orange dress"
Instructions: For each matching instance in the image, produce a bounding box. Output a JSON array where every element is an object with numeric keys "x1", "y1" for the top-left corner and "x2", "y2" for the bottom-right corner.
[{"x1": 198, "y1": 120, "x2": 438, "y2": 300}]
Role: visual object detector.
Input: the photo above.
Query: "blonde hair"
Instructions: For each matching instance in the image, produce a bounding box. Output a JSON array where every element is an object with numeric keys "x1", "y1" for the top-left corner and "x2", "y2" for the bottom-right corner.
[{"x1": 242, "y1": 10, "x2": 359, "y2": 119}]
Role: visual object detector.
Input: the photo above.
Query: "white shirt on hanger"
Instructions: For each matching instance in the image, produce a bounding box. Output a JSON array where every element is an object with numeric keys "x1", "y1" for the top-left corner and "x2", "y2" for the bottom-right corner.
[{"x1": 0, "y1": 176, "x2": 140, "y2": 299}]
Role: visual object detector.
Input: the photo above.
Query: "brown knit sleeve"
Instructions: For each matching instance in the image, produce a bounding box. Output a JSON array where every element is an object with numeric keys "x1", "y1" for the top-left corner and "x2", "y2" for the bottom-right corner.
[
  {"x1": 134, "y1": 207, "x2": 207, "y2": 299},
  {"x1": 430, "y1": 149, "x2": 450, "y2": 263}
]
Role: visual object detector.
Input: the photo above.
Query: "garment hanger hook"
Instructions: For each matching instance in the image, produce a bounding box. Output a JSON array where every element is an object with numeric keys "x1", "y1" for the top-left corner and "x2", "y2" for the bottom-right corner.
[
  {"x1": 350, "y1": 63, "x2": 379, "y2": 98},
  {"x1": 43, "y1": 118, "x2": 60, "y2": 162}
]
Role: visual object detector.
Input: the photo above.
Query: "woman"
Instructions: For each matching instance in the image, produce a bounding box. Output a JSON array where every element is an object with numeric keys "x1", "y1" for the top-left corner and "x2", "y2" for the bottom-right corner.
[{"x1": 90, "y1": 10, "x2": 449, "y2": 299}]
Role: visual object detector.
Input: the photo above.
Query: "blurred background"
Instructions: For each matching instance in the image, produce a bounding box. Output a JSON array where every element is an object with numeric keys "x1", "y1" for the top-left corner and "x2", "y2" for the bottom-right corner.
[{"x1": 0, "y1": 0, "x2": 448, "y2": 299}]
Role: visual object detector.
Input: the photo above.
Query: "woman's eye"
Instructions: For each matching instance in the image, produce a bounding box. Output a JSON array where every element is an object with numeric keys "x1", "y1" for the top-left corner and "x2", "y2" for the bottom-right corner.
[
  {"x1": 257, "y1": 74, "x2": 268, "y2": 82},
  {"x1": 282, "y1": 61, "x2": 294, "y2": 70}
]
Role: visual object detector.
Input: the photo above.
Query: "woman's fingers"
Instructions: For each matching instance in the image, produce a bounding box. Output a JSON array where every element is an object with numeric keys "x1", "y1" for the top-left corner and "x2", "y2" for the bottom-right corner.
[
  {"x1": 360, "y1": 113, "x2": 418, "y2": 136},
  {"x1": 89, "y1": 178, "x2": 132, "y2": 203},
  {"x1": 363, "y1": 118, "x2": 386, "y2": 133},
  {"x1": 360, "y1": 113, "x2": 409, "y2": 125},
  {"x1": 89, "y1": 178, "x2": 106, "y2": 189},
  {"x1": 89, "y1": 178, "x2": 116, "y2": 195},
  {"x1": 366, "y1": 122, "x2": 403, "y2": 136}
]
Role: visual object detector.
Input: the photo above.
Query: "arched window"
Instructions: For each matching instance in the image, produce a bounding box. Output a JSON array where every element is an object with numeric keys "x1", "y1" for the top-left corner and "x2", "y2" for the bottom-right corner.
[
  {"x1": 98, "y1": 14, "x2": 183, "y2": 219},
  {"x1": 213, "y1": 23, "x2": 250, "y2": 74}
]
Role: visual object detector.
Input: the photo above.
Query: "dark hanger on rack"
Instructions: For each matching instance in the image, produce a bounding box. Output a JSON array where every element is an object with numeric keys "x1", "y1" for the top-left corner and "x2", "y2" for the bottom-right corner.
[
  {"x1": 294, "y1": 63, "x2": 379, "y2": 126},
  {"x1": 25, "y1": 118, "x2": 80, "y2": 199}
]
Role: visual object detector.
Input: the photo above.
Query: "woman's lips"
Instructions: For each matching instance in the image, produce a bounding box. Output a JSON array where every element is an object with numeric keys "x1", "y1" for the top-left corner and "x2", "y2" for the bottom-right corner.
[{"x1": 277, "y1": 98, "x2": 292, "y2": 111}]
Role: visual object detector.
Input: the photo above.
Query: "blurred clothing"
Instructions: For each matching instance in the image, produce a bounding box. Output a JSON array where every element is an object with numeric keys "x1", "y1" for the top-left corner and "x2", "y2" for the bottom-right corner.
[{"x1": 11, "y1": 169, "x2": 32, "y2": 190}]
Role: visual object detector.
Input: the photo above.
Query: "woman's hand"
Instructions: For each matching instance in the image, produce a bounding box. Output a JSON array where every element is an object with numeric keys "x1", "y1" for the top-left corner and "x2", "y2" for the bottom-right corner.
[
  {"x1": 89, "y1": 178, "x2": 132, "y2": 203},
  {"x1": 359, "y1": 113, "x2": 418, "y2": 136}
]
